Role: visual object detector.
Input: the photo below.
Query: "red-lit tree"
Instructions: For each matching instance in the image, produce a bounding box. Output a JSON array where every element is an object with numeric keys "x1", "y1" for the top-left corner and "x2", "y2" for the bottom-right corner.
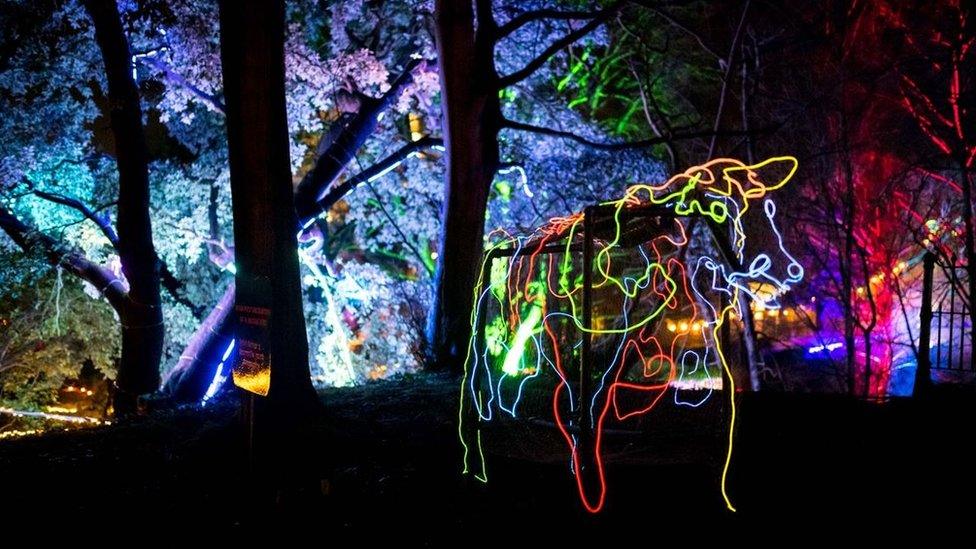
[
  {"x1": 882, "y1": 0, "x2": 976, "y2": 369},
  {"x1": 741, "y1": 0, "x2": 950, "y2": 395}
]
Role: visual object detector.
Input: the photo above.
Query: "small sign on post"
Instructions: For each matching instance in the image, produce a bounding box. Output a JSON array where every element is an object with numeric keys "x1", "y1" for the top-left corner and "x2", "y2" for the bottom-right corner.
[{"x1": 233, "y1": 304, "x2": 271, "y2": 396}]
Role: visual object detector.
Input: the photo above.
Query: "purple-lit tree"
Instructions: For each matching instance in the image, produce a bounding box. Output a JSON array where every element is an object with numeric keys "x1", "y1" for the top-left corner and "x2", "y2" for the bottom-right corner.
[
  {"x1": 732, "y1": 0, "x2": 976, "y2": 395},
  {"x1": 1, "y1": 0, "x2": 166, "y2": 411},
  {"x1": 154, "y1": 0, "x2": 444, "y2": 395}
]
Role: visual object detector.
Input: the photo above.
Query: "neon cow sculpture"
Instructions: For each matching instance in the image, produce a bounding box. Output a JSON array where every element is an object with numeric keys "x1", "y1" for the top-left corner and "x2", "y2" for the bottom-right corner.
[{"x1": 459, "y1": 156, "x2": 803, "y2": 513}]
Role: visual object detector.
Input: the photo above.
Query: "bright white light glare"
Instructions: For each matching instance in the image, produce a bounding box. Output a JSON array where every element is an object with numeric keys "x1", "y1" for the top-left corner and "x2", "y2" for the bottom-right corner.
[
  {"x1": 366, "y1": 159, "x2": 404, "y2": 183},
  {"x1": 221, "y1": 338, "x2": 236, "y2": 362},
  {"x1": 0, "y1": 407, "x2": 103, "y2": 424},
  {"x1": 298, "y1": 249, "x2": 357, "y2": 384},
  {"x1": 498, "y1": 165, "x2": 533, "y2": 198},
  {"x1": 807, "y1": 341, "x2": 843, "y2": 354},
  {"x1": 202, "y1": 338, "x2": 236, "y2": 406}
]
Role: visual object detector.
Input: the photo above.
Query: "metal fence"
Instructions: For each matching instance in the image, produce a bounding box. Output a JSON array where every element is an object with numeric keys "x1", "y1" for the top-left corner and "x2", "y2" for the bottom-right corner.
[{"x1": 916, "y1": 252, "x2": 974, "y2": 393}]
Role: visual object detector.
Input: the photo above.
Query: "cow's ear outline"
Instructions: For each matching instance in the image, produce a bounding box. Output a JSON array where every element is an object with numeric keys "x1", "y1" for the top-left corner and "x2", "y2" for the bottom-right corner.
[{"x1": 723, "y1": 156, "x2": 799, "y2": 200}]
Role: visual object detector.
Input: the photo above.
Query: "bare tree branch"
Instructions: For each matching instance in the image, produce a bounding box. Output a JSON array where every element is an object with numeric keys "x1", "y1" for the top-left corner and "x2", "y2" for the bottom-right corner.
[
  {"x1": 502, "y1": 117, "x2": 769, "y2": 151},
  {"x1": 294, "y1": 56, "x2": 429, "y2": 220},
  {"x1": 0, "y1": 205, "x2": 128, "y2": 311},
  {"x1": 497, "y1": 1, "x2": 624, "y2": 89},
  {"x1": 628, "y1": 62, "x2": 677, "y2": 169},
  {"x1": 363, "y1": 174, "x2": 435, "y2": 276},
  {"x1": 29, "y1": 187, "x2": 199, "y2": 315},
  {"x1": 632, "y1": 1, "x2": 723, "y2": 61},
  {"x1": 708, "y1": 0, "x2": 751, "y2": 157},
  {"x1": 497, "y1": 8, "x2": 608, "y2": 39},
  {"x1": 139, "y1": 56, "x2": 226, "y2": 113},
  {"x1": 306, "y1": 135, "x2": 444, "y2": 224},
  {"x1": 32, "y1": 189, "x2": 119, "y2": 247}
]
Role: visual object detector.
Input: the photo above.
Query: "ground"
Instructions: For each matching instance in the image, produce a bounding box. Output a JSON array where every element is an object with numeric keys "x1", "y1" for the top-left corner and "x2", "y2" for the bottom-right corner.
[{"x1": 0, "y1": 373, "x2": 973, "y2": 541}]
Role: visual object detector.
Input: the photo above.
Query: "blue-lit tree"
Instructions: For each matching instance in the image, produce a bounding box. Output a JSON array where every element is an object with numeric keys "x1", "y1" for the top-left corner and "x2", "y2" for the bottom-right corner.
[{"x1": 1, "y1": 0, "x2": 730, "y2": 410}]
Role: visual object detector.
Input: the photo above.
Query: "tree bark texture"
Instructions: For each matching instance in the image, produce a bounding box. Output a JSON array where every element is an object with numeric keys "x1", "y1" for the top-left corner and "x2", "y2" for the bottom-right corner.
[
  {"x1": 427, "y1": 0, "x2": 502, "y2": 369},
  {"x1": 84, "y1": 0, "x2": 164, "y2": 395},
  {"x1": 218, "y1": 0, "x2": 316, "y2": 412}
]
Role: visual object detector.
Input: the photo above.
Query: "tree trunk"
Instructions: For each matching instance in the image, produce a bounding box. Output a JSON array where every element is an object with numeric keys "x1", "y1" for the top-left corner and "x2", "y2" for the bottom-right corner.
[
  {"x1": 734, "y1": 32, "x2": 764, "y2": 391},
  {"x1": 0, "y1": 206, "x2": 144, "y2": 413},
  {"x1": 843, "y1": 160, "x2": 857, "y2": 395},
  {"x1": 737, "y1": 299, "x2": 763, "y2": 390},
  {"x1": 167, "y1": 68, "x2": 432, "y2": 403},
  {"x1": 161, "y1": 283, "x2": 235, "y2": 401},
  {"x1": 959, "y1": 160, "x2": 976, "y2": 370},
  {"x1": 862, "y1": 327, "x2": 873, "y2": 396},
  {"x1": 84, "y1": 0, "x2": 163, "y2": 396},
  {"x1": 218, "y1": 0, "x2": 316, "y2": 413},
  {"x1": 428, "y1": 0, "x2": 502, "y2": 369}
]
